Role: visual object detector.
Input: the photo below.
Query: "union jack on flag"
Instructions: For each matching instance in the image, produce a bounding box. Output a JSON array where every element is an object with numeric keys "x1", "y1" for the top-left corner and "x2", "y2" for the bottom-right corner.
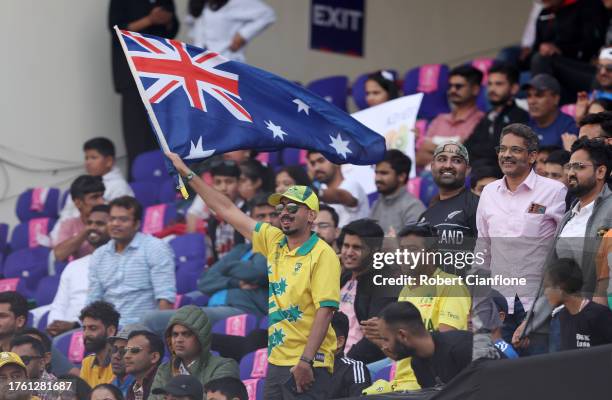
[{"x1": 116, "y1": 28, "x2": 385, "y2": 165}]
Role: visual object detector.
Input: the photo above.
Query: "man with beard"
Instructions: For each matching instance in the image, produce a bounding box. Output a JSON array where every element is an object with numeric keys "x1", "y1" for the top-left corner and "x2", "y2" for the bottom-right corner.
[
  {"x1": 370, "y1": 150, "x2": 425, "y2": 235},
  {"x1": 425, "y1": 65, "x2": 484, "y2": 144},
  {"x1": 465, "y1": 63, "x2": 529, "y2": 165},
  {"x1": 46, "y1": 205, "x2": 111, "y2": 337},
  {"x1": 165, "y1": 152, "x2": 340, "y2": 400},
  {"x1": 514, "y1": 138, "x2": 612, "y2": 349},
  {"x1": 307, "y1": 151, "x2": 369, "y2": 228},
  {"x1": 337, "y1": 219, "x2": 393, "y2": 364},
  {"x1": 476, "y1": 123, "x2": 566, "y2": 354},
  {"x1": 419, "y1": 142, "x2": 479, "y2": 276},
  {"x1": 378, "y1": 302, "x2": 472, "y2": 389},
  {"x1": 78, "y1": 301, "x2": 120, "y2": 388}
]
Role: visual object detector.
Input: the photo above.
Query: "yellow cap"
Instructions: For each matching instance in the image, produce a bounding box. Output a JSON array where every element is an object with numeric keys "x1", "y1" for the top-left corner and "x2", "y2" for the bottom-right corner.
[
  {"x1": 0, "y1": 352, "x2": 26, "y2": 371},
  {"x1": 268, "y1": 185, "x2": 319, "y2": 212},
  {"x1": 362, "y1": 379, "x2": 395, "y2": 395}
]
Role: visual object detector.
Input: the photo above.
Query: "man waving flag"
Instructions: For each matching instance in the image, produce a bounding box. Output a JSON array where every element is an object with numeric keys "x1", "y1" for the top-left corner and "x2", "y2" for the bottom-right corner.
[{"x1": 114, "y1": 27, "x2": 386, "y2": 167}]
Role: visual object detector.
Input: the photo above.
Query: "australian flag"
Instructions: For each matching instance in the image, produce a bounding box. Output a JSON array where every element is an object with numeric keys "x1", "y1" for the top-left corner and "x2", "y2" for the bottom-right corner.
[{"x1": 115, "y1": 28, "x2": 385, "y2": 165}]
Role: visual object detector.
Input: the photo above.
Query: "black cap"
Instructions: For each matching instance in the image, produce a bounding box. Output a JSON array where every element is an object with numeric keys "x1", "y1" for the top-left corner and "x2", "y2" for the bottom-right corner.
[
  {"x1": 521, "y1": 73, "x2": 560, "y2": 95},
  {"x1": 151, "y1": 375, "x2": 203, "y2": 399}
]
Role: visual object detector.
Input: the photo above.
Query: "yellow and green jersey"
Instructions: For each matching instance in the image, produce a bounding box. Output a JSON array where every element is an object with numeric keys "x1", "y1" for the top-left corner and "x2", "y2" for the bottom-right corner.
[{"x1": 252, "y1": 222, "x2": 341, "y2": 371}]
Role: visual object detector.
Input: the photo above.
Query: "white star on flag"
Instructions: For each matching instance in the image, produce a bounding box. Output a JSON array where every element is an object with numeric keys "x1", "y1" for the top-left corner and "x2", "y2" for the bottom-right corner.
[
  {"x1": 329, "y1": 133, "x2": 352, "y2": 159},
  {"x1": 265, "y1": 120, "x2": 288, "y2": 141},
  {"x1": 292, "y1": 99, "x2": 310, "y2": 115}
]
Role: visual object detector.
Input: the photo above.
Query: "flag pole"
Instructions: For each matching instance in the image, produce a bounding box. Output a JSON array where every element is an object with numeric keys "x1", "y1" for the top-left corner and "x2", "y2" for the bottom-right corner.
[{"x1": 113, "y1": 26, "x2": 189, "y2": 200}]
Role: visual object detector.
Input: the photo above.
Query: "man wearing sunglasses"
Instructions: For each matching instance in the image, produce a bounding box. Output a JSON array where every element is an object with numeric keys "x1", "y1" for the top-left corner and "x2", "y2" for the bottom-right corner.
[
  {"x1": 166, "y1": 152, "x2": 340, "y2": 400},
  {"x1": 108, "y1": 324, "x2": 147, "y2": 397},
  {"x1": 515, "y1": 138, "x2": 612, "y2": 351},
  {"x1": 125, "y1": 330, "x2": 165, "y2": 400}
]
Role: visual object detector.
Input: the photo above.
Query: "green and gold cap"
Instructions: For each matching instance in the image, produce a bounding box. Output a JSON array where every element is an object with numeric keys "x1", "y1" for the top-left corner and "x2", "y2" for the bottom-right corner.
[{"x1": 268, "y1": 185, "x2": 319, "y2": 212}]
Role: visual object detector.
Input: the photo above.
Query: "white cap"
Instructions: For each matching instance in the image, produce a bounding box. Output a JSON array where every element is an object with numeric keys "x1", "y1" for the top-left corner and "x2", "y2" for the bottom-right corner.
[{"x1": 599, "y1": 47, "x2": 612, "y2": 61}]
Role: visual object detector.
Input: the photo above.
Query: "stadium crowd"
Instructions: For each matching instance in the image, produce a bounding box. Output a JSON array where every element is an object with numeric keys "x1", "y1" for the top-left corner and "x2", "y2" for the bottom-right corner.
[{"x1": 2, "y1": 0, "x2": 612, "y2": 399}]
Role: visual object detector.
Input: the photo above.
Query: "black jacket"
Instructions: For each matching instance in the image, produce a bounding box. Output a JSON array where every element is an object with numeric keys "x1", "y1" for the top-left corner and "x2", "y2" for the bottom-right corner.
[
  {"x1": 464, "y1": 100, "x2": 529, "y2": 165},
  {"x1": 330, "y1": 354, "x2": 372, "y2": 398},
  {"x1": 533, "y1": 0, "x2": 606, "y2": 62},
  {"x1": 341, "y1": 269, "x2": 394, "y2": 364}
]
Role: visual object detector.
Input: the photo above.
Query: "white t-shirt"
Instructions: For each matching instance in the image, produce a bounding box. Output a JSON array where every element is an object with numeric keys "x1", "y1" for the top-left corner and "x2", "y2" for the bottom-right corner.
[
  {"x1": 47, "y1": 255, "x2": 91, "y2": 324},
  {"x1": 327, "y1": 179, "x2": 370, "y2": 228}
]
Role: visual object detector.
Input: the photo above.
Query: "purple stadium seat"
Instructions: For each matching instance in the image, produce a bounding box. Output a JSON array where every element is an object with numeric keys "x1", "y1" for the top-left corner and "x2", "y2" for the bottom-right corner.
[
  {"x1": 26, "y1": 312, "x2": 34, "y2": 328},
  {"x1": 0, "y1": 278, "x2": 20, "y2": 293},
  {"x1": 407, "y1": 173, "x2": 438, "y2": 208},
  {"x1": 10, "y1": 218, "x2": 56, "y2": 251},
  {"x1": 169, "y1": 233, "x2": 206, "y2": 269},
  {"x1": 34, "y1": 275, "x2": 60, "y2": 307},
  {"x1": 131, "y1": 150, "x2": 169, "y2": 182},
  {"x1": 306, "y1": 76, "x2": 349, "y2": 112},
  {"x1": 212, "y1": 314, "x2": 258, "y2": 337},
  {"x1": 0, "y1": 223, "x2": 8, "y2": 253},
  {"x1": 130, "y1": 181, "x2": 160, "y2": 208},
  {"x1": 59, "y1": 190, "x2": 70, "y2": 211},
  {"x1": 55, "y1": 329, "x2": 85, "y2": 364},
  {"x1": 351, "y1": 70, "x2": 398, "y2": 110},
  {"x1": 176, "y1": 265, "x2": 202, "y2": 294},
  {"x1": 192, "y1": 294, "x2": 210, "y2": 307},
  {"x1": 470, "y1": 57, "x2": 494, "y2": 85},
  {"x1": 561, "y1": 103, "x2": 576, "y2": 118},
  {"x1": 159, "y1": 178, "x2": 180, "y2": 204},
  {"x1": 240, "y1": 348, "x2": 268, "y2": 379},
  {"x1": 258, "y1": 316, "x2": 267, "y2": 330},
  {"x1": 243, "y1": 378, "x2": 265, "y2": 400},
  {"x1": 373, "y1": 362, "x2": 397, "y2": 382},
  {"x1": 141, "y1": 203, "x2": 178, "y2": 235},
  {"x1": 3, "y1": 247, "x2": 51, "y2": 297},
  {"x1": 174, "y1": 293, "x2": 194, "y2": 308},
  {"x1": 281, "y1": 148, "x2": 308, "y2": 166},
  {"x1": 403, "y1": 64, "x2": 450, "y2": 120},
  {"x1": 15, "y1": 188, "x2": 60, "y2": 222},
  {"x1": 37, "y1": 310, "x2": 50, "y2": 331}
]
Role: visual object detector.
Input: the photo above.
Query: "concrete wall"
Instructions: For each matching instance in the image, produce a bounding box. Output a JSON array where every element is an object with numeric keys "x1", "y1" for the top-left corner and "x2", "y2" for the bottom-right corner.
[{"x1": 0, "y1": 0, "x2": 532, "y2": 226}]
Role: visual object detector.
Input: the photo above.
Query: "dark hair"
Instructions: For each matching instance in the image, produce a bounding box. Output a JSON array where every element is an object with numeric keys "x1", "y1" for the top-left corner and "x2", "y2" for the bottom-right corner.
[
  {"x1": 83, "y1": 137, "x2": 116, "y2": 158},
  {"x1": 127, "y1": 330, "x2": 165, "y2": 365},
  {"x1": 90, "y1": 204, "x2": 111, "y2": 214},
  {"x1": 10, "y1": 335, "x2": 45, "y2": 356},
  {"x1": 545, "y1": 258, "x2": 583, "y2": 294},
  {"x1": 570, "y1": 137, "x2": 612, "y2": 178},
  {"x1": 490, "y1": 289, "x2": 508, "y2": 315},
  {"x1": 0, "y1": 292, "x2": 28, "y2": 321},
  {"x1": 79, "y1": 301, "x2": 120, "y2": 329},
  {"x1": 377, "y1": 149, "x2": 412, "y2": 184},
  {"x1": 90, "y1": 384, "x2": 124, "y2": 400},
  {"x1": 318, "y1": 204, "x2": 339, "y2": 228},
  {"x1": 500, "y1": 123, "x2": 539, "y2": 152},
  {"x1": 449, "y1": 65, "x2": 483, "y2": 87},
  {"x1": 250, "y1": 192, "x2": 274, "y2": 209},
  {"x1": 70, "y1": 175, "x2": 105, "y2": 201},
  {"x1": 240, "y1": 159, "x2": 274, "y2": 192},
  {"x1": 469, "y1": 165, "x2": 502, "y2": 189},
  {"x1": 397, "y1": 222, "x2": 438, "y2": 250},
  {"x1": 109, "y1": 196, "x2": 143, "y2": 222},
  {"x1": 379, "y1": 302, "x2": 427, "y2": 336},
  {"x1": 488, "y1": 62, "x2": 519, "y2": 85},
  {"x1": 210, "y1": 160, "x2": 241, "y2": 178},
  {"x1": 338, "y1": 219, "x2": 384, "y2": 252},
  {"x1": 544, "y1": 150, "x2": 570, "y2": 167},
  {"x1": 20, "y1": 327, "x2": 52, "y2": 352},
  {"x1": 58, "y1": 375, "x2": 91, "y2": 399},
  {"x1": 588, "y1": 98, "x2": 612, "y2": 114},
  {"x1": 538, "y1": 145, "x2": 562, "y2": 155},
  {"x1": 331, "y1": 311, "x2": 349, "y2": 340},
  {"x1": 204, "y1": 377, "x2": 248, "y2": 400},
  {"x1": 366, "y1": 71, "x2": 399, "y2": 100},
  {"x1": 276, "y1": 166, "x2": 312, "y2": 188},
  {"x1": 579, "y1": 110, "x2": 612, "y2": 138}
]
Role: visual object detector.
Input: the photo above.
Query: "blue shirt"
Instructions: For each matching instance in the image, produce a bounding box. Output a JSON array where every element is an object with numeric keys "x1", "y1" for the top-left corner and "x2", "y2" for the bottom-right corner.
[
  {"x1": 528, "y1": 111, "x2": 578, "y2": 147},
  {"x1": 87, "y1": 232, "x2": 176, "y2": 325},
  {"x1": 112, "y1": 375, "x2": 135, "y2": 397}
]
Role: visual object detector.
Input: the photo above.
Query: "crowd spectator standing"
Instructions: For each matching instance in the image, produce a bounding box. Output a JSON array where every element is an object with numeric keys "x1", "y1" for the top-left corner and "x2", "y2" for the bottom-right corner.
[
  {"x1": 312, "y1": 204, "x2": 340, "y2": 251},
  {"x1": 108, "y1": 0, "x2": 179, "y2": 171},
  {"x1": 592, "y1": 47, "x2": 612, "y2": 101},
  {"x1": 87, "y1": 196, "x2": 176, "y2": 325},
  {"x1": 274, "y1": 166, "x2": 312, "y2": 194},
  {"x1": 370, "y1": 150, "x2": 425, "y2": 235}
]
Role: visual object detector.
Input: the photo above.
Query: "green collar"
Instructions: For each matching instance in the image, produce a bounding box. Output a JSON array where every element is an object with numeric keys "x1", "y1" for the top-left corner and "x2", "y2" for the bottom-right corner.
[{"x1": 279, "y1": 232, "x2": 319, "y2": 256}]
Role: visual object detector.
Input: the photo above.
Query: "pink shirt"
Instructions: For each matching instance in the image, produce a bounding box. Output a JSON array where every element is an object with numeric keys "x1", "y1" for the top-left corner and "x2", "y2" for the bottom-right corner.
[
  {"x1": 339, "y1": 278, "x2": 363, "y2": 353},
  {"x1": 475, "y1": 170, "x2": 567, "y2": 313},
  {"x1": 426, "y1": 105, "x2": 484, "y2": 143},
  {"x1": 53, "y1": 217, "x2": 94, "y2": 259}
]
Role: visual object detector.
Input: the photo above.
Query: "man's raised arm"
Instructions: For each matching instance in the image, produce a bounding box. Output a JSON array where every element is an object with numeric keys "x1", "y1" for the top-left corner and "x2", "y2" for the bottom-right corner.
[{"x1": 166, "y1": 152, "x2": 256, "y2": 240}]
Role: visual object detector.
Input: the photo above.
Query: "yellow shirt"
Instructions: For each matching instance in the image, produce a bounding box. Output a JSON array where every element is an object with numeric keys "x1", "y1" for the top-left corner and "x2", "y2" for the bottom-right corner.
[
  {"x1": 392, "y1": 269, "x2": 471, "y2": 390},
  {"x1": 79, "y1": 354, "x2": 115, "y2": 388},
  {"x1": 252, "y1": 222, "x2": 341, "y2": 371}
]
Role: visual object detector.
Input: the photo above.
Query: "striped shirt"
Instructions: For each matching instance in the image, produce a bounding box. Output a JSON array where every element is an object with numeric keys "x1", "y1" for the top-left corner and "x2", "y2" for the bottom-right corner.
[
  {"x1": 330, "y1": 354, "x2": 371, "y2": 398},
  {"x1": 87, "y1": 232, "x2": 176, "y2": 325}
]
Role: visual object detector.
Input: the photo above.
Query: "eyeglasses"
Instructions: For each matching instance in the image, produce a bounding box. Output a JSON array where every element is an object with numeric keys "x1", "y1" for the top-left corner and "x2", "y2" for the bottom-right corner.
[
  {"x1": 111, "y1": 345, "x2": 127, "y2": 357},
  {"x1": 565, "y1": 162, "x2": 594, "y2": 172},
  {"x1": 124, "y1": 346, "x2": 143, "y2": 355},
  {"x1": 596, "y1": 63, "x2": 612, "y2": 73},
  {"x1": 19, "y1": 355, "x2": 42, "y2": 365},
  {"x1": 274, "y1": 203, "x2": 301, "y2": 214},
  {"x1": 494, "y1": 145, "x2": 529, "y2": 155},
  {"x1": 448, "y1": 83, "x2": 466, "y2": 90}
]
